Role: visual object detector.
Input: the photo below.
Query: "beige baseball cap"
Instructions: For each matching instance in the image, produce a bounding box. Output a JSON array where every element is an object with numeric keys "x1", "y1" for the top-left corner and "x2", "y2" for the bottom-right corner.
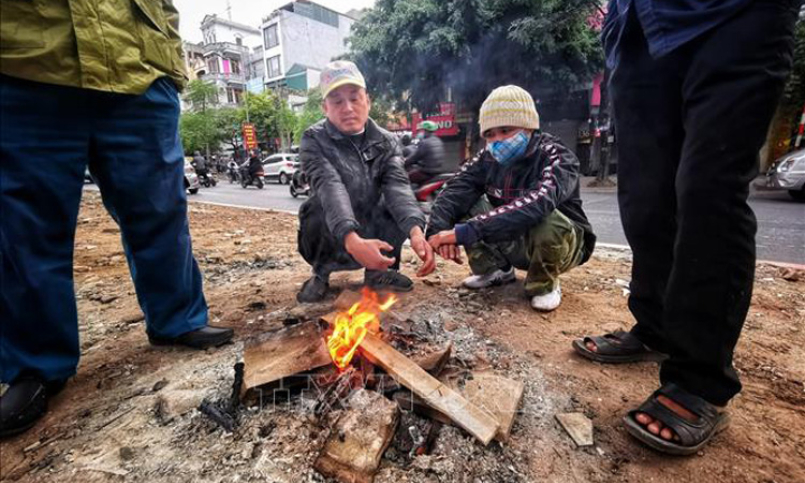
[{"x1": 320, "y1": 60, "x2": 366, "y2": 98}]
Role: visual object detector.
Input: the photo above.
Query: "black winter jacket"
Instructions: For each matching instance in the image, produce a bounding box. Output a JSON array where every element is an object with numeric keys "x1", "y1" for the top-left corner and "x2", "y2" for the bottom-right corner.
[
  {"x1": 300, "y1": 118, "x2": 426, "y2": 247},
  {"x1": 426, "y1": 132, "x2": 596, "y2": 262},
  {"x1": 404, "y1": 134, "x2": 448, "y2": 174}
]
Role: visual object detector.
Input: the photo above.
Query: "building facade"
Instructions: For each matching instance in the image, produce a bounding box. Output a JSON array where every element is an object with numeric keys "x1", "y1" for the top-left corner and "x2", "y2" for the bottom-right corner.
[
  {"x1": 260, "y1": 2, "x2": 356, "y2": 93},
  {"x1": 188, "y1": 15, "x2": 263, "y2": 108}
]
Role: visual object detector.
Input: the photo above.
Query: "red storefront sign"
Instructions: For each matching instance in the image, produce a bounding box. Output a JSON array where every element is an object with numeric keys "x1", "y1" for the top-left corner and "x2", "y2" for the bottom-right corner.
[
  {"x1": 412, "y1": 102, "x2": 458, "y2": 137},
  {"x1": 242, "y1": 123, "x2": 258, "y2": 150}
]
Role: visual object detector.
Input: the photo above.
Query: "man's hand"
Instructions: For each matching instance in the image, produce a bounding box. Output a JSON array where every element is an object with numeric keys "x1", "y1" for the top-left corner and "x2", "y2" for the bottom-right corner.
[
  {"x1": 344, "y1": 232, "x2": 395, "y2": 271},
  {"x1": 409, "y1": 227, "x2": 435, "y2": 276},
  {"x1": 428, "y1": 230, "x2": 463, "y2": 264}
]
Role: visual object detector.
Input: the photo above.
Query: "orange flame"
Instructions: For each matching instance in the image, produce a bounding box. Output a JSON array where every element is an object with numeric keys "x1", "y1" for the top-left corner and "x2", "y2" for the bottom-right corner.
[{"x1": 326, "y1": 288, "x2": 397, "y2": 371}]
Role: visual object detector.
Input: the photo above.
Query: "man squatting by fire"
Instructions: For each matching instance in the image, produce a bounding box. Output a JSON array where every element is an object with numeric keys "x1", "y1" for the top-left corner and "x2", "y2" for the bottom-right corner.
[{"x1": 296, "y1": 61, "x2": 436, "y2": 303}]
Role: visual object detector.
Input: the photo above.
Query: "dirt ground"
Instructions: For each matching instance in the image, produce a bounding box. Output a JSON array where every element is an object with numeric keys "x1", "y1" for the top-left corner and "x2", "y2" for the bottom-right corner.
[{"x1": 1, "y1": 192, "x2": 803, "y2": 483}]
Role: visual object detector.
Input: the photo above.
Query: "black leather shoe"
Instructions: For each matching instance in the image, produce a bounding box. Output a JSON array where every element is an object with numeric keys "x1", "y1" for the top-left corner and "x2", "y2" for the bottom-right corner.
[
  {"x1": 1, "y1": 376, "x2": 48, "y2": 438},
  {"x1": 148, "y1": 325, "x2": 234, "y2": 349}
]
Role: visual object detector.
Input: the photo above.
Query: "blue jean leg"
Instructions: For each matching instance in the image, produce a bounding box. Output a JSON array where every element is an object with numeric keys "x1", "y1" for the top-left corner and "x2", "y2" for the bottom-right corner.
[
  {"x1": 89, "y1": 78, "x2": 208, "y2": 339},
  {"x1": 1, "y1": 77, "x2": 91, "y2": 383}
]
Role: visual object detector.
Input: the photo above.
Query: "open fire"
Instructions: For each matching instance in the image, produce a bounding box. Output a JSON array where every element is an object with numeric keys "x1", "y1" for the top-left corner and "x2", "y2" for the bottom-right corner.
[{"x1": 326, "y1": 288, "x2": 397, "y2": 371}]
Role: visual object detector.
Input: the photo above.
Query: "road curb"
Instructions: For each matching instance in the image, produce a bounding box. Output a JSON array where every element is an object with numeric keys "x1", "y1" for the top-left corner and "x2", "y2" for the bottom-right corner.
[
  {"x1": 187, "y1": 199, "x2": 804, "y2": 269},
  {"x1": 593, "y1": 243, "x2": 804, "y2": 270},
  {"x1": 190, "y1": 199, "x2": 298, "y2": 215}
]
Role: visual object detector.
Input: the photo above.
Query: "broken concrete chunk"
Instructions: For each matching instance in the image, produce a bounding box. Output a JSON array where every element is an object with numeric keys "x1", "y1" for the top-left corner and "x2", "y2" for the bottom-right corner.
[
  {"x1": 556, "y1": 412, "x2": 594, "y2": 447},
  {"x1": 154, "y1": 389, "x2": 204, "y2": 421},
  {"x1": 314, "y1": 389, "x2": 399, "y2": 483}
]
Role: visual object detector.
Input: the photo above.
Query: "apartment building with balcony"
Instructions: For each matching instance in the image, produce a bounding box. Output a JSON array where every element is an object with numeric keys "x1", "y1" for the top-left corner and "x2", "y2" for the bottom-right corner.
[
  {"x1": 260, "y1": 1, "x2": 357, "y2": 95},
  {"x1": 189, "y1": 14, "x2": 262, "y2": 107}
]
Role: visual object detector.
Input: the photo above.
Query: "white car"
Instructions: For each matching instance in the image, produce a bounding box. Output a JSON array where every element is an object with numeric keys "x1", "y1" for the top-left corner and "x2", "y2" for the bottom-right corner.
[
  {"x1": 184, "y1": 159, "x2": 200, "y2": 194},
  {"x1": 262, "y1": 153, "x2": 298, "y2": 184},
  {"x1": 762, "y1": 149, "x2": 805, "y2": 201}
]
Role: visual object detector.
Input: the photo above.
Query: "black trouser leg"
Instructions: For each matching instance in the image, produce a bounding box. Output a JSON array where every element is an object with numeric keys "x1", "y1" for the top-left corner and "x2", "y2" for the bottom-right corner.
[
  {"x1": 297, "y1": 198, "x2": 406, "y2": 278},
  {"x1": 659, "y1": 0, "x2": 798, "y2": 406},
  {"x1": 610, "y1": 14, "x2": 684, "y2": 354},
  {"x1": 612, "y1": 1, "x2": 798, "y2": 405}
]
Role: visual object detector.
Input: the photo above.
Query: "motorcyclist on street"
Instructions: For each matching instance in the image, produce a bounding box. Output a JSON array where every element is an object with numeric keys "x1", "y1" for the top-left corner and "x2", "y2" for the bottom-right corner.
[
  {"x1": 226, "y1": 158, "x2": 239, "y2": 183},
  {"x1": 404, "y1": 120, "x2": 448, "y2": 186},
  {"x1": 242, "y1": 149, "x2": 263, "y2": 183},
  {"x1": 400, "y1": 133, "x2": 415, "y2": 158},
  {"x1": 192, "y1": 150, "x2": 212, "y2": 186}
]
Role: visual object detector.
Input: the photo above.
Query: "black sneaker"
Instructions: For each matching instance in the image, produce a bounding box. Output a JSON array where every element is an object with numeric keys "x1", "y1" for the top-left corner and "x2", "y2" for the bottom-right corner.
[
  {"x1": 365, "y1": 270, "x2": 414, "y2": 292},
  {"x1": 297, "y1": 275, "x2": 329, "y2": 303}
]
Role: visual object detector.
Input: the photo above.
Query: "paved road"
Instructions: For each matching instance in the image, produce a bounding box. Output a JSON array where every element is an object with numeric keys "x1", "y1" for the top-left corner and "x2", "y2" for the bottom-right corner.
[{"x1": 184, "y1": 179, "x2": 804, "y2": 264}]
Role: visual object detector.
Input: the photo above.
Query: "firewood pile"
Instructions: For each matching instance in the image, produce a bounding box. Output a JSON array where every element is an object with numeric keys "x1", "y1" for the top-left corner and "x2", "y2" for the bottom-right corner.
[{"x1": 231, "y1": 289, "x2": 525, "y2": 483}]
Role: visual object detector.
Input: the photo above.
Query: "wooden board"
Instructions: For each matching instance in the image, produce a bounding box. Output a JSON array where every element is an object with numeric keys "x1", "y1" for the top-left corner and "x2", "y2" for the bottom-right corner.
[
  {"x1": 314, "y1": 389, "x2": 399, "y2": 483},
  {"x1": 555, "y1": 412, "x2": 594, "y2": 447},
  {"x1": 359, "y1": 333, "x2": 500, "y2": 446},
  {"x1": 242, "y1": 321, "x2": 331, "y2": 396},
  {"x1": 463, "y1": 372, "x2": 525, "y2": 442},
  {"x1": 410, "y1": 342, "x2": 453, "y2": 376},
  {"x1": 333, "y1": 290, "x2": 362, "y2": 310}
]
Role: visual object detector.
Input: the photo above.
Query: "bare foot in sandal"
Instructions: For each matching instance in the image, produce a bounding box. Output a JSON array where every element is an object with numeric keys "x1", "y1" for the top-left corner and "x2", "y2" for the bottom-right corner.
[
  {"x1": 635, "y1": 394, "x2": 700, "y2": 441},
  {"x1": 572, "y1": 331, "x2": 668, "y2": 363},
  {"x1": 624, "y1": 383, "x2": 730, "y2": 455}
]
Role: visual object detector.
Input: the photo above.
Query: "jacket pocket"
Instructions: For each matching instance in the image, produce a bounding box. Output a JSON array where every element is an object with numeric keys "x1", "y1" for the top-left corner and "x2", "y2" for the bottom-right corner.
[
  {"x1": 130, "y1": 0, "x2": 173, "y2": 72},
  {"x1": 0, "y1": 0, "x2": 44, "y2": 50}
]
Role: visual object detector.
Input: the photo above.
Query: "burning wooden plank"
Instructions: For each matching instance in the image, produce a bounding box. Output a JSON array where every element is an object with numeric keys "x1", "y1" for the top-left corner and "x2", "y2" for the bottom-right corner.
[
  {"x1": 314, "y1": 389, "x2": 399, "y2": 483},
  {"x1": 358, "y1": 333, "x2": 499, "y2": 446},
  {"x1": 321, "y1": 291, "x2": 500, "y2": 446},
  {"x1": 242, "y1": 321, "x2": 331, "y2": 397}
]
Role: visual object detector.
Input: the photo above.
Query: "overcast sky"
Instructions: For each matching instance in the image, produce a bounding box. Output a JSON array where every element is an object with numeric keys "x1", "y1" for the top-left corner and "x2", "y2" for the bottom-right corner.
[{"x1": 173, "y1": 0, "x2": 377, "y2": 42}]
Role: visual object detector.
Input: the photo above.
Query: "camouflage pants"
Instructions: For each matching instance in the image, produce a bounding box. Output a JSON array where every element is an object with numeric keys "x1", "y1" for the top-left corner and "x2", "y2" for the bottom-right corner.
[{"x1": 465, "y1": 198, "x2": 585, "y2": 296}]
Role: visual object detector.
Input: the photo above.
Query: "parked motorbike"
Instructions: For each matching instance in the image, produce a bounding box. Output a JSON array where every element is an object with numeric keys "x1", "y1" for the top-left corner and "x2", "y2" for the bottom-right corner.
[
  {"x1": 240, "y1": 166, "x2": 265, "y2": 189},
  {"x1": 411, "y1": 173, "x2": 453, "y2": 214},
  {"x1": 289, "y1": 170, "x2": 310, "y2": 198}
]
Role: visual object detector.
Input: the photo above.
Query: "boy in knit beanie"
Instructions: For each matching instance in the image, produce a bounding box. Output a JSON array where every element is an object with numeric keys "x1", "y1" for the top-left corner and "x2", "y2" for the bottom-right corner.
[{"x1": 426, "y1": 85, "x2": 596, "y2": 311}]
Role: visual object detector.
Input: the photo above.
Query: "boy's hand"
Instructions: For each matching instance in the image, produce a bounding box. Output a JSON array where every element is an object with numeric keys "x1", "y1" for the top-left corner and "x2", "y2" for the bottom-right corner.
[{"x1": 428, "y1": 230, "x2": 463, "y2": 264}]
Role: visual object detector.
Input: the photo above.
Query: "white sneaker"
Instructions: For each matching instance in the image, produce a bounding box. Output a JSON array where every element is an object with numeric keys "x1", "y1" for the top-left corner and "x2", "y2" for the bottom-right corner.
[
  {"x1": 530, "y1": 283, "x2": 562, "y2": 312},
  {"x1": 462, "y1": 267, "x2": 516, "y2": 289}
]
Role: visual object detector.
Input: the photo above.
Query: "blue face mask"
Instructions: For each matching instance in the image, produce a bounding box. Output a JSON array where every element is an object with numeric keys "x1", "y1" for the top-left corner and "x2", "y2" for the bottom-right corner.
[{"x1": 488, "y1": 131, "x2": 530, "y2": 165}]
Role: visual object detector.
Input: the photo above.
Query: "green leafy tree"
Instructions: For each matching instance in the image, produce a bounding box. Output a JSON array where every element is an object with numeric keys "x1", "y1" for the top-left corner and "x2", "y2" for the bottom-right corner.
[
  {"x1": 349, "y1": 0, "x2": 603, "y2": 125},
  {"x1": 767, "y1": 18, "x2": 805, "y2": 164},
  {"x1": 242, "y1": 91, "x2": 298, "y2": 150},
  {"x1": 185, "y1": 79, "x2": 219, "y2": 112},
  {"x1": 180, "y1": 111, "x2": 220, "y2": 154},
  {"x1": 294, "y1": 89, "x2": 324, "y2": 143}
]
